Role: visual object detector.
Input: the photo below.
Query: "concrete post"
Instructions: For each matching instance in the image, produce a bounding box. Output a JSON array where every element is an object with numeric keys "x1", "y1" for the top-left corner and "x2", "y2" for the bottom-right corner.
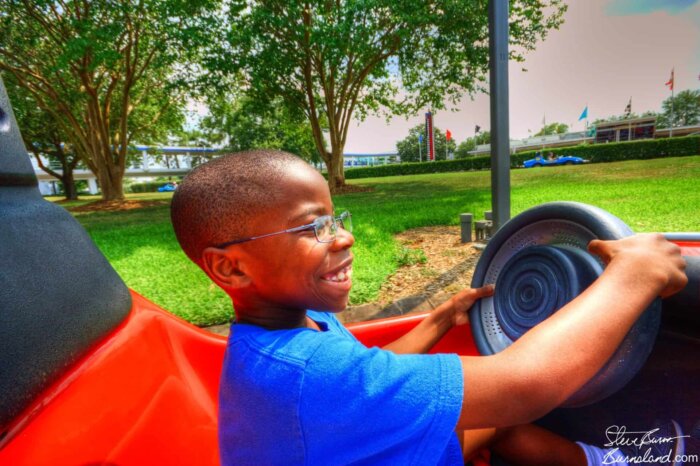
[
  {"x1": 460, "y1": 213, "x2": 473, "y2": 243},
  {"x1": 87, "y1": 178, "x2": 99, "y2": 195}
]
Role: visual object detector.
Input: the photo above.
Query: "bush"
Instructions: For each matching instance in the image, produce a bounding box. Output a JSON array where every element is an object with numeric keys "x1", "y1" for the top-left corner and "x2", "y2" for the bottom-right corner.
[
  {"x1": 344, "y1": 136, "x2": 700, "y2": 180},
  {"x1": 512, "y1": 135, "x2": 700, "y2": 165},
  {"x1": 129, "y1": 181, "x2": 169, "y2": 193},
  {"x1": 344, "y1": 156, "x2": 492, "y2": 179},
  {"x1": 128, "y1": 177, "x2": 183, "y2": 193}
]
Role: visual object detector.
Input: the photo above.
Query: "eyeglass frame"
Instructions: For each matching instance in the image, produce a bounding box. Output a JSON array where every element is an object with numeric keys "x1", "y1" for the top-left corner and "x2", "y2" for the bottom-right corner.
[{"x1": 213, "y1": 210, "x2": 352, "y2": 249}]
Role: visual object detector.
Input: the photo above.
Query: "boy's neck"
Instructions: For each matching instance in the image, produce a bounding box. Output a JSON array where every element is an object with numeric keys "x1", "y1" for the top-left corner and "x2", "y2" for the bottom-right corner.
[{"x1": 234, "y1": 301, "x2": 317, "y2": 330}]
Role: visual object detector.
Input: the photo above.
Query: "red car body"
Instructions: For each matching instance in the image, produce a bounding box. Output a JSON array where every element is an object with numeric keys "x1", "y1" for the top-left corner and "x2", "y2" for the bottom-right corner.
[{"x1": 1, "y1": 237, "x2": 697, "y2": 465}]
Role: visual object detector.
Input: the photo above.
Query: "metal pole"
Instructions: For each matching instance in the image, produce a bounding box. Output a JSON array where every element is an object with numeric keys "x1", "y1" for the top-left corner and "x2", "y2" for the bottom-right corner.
[
  {"x1": 670, "y1": 87, "x2": 674, "y2": 138},
  {"x1": 488, "y1": 0, "x2": 511, "y2": 231},
  {"x1": 418, "y1": 137, "x2": 422, "y2": 162}
]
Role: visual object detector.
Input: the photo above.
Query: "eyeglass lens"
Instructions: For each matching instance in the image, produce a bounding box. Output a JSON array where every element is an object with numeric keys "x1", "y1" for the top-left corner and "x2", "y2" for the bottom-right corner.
[{"x1": 314, "y1": 212, "x2": 351, "y2": 243}]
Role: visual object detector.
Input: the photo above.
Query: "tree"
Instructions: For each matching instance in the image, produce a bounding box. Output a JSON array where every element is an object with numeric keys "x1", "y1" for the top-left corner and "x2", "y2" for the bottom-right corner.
[
  {"x1": 5, "y1": 74, "x2": 82, "y2": 200},
  {"x1": 656, "y1": 89, "x2": 700, "y2": 128},
  {"x1": 534, "y1": 122, "x2": 568, "y2": 136},
  {"x1": 221, "y1": 0, "x2": 566, "y2": 192},
  {"x1": 0, "y1": 0, "x2": 220, "y2": 200},
  {"x1": 396, "y1": 124, "x2": 456, "y2": 162},
  {"x1": 201, "y1": 93, "x2": 322, "y2": 163},
  {"x1": 456, "y1": 131, "x2": 491, "y2": 158}
]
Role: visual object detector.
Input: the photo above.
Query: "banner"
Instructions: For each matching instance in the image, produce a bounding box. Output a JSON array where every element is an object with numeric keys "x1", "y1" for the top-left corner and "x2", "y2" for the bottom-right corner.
[{"x1": 425, "y1": 112, "x2": 435, "y2": 161}]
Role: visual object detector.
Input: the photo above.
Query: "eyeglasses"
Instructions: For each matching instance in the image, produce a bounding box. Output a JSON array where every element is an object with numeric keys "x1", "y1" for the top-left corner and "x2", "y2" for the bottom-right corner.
[{"x1": 214, "y1": 211, "x2": 352, "y2": 248}]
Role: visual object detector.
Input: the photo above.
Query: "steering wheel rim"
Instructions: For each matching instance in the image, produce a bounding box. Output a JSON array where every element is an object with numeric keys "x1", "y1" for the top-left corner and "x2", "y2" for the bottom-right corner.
[{"x1": 469, "y1": 202, "x2": 661, "y2": 407}]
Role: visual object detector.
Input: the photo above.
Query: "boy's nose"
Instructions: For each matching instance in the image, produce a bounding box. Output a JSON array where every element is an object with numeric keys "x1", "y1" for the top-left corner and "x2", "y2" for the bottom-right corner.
[{"x1": 331, "y1": 227, "x2": 354, "y2": 250}]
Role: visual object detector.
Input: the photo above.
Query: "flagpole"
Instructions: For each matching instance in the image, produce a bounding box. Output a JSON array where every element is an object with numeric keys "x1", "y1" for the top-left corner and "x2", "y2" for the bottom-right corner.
[
  {"x1": 628, "y1": 97, "x2": 632, "y2": 141},
  {"x1": 670, "y1": 86, "x2": 675, "y2": 138},
  {"x1": 418, "y1": 136, "x2": 422, "y2": 162},
  {"x1": 669, "y1": 67, "x2": 675, "y2": 138},
  {"x1": 670, "y1": 86, "x2": 674, "y2": 137}
]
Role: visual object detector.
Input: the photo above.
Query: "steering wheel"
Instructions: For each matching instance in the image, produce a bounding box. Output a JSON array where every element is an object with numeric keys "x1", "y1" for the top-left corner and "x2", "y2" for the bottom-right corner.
[{"x1": 469, "y1": 202, "x2": 661, "y2": 407}]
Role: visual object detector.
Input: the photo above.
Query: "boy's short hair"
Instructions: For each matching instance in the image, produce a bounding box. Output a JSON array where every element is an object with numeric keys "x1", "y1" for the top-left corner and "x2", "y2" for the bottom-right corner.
[{"x1": 171, "y1": 149, "x2": 309, "y2": 265}]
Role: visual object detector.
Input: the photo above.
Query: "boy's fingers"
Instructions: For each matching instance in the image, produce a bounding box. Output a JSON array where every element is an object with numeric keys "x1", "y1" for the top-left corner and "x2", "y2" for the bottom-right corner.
[
  {"x1": 460, "y1": 285, "x2": 495, "y2": 302},
  {"x1": 587, "y1": 239, "x2": 614, "y2": 264},
  {"x1": 587, "y1": 238, "x2": 605, "y2": 255},
  {"x1": 474, "y1": 284, "x2": 495, "y2": 297}
]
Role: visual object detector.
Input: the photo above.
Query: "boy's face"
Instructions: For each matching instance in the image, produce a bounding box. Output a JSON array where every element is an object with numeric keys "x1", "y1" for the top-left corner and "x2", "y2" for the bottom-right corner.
[{"x1": 234, "y1": 164, "x2": 354, "y2": 313}]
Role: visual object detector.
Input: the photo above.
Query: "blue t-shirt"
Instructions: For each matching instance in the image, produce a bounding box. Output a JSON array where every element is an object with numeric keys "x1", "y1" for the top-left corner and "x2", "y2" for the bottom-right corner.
[{"x1": 219, "y1": 311, "x2": 464, "y2": 465}]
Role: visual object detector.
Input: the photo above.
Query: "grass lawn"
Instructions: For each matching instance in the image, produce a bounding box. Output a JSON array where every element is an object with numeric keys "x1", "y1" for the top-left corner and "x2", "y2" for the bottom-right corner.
[{"x1": 59, "y1": 156, "x2": 700, "y2": 326}]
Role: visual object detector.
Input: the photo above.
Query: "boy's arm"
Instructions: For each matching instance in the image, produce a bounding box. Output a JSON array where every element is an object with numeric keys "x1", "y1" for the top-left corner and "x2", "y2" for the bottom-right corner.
[
  {"x1": 456, "y1": 234, "x2": 687, "y2": 430},
  {"x1": 382, "y1": 286, "x2": 495, "y2": 354}
]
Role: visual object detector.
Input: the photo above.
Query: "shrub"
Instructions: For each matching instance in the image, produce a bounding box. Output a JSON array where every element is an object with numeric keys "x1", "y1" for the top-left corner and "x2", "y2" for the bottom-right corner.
[
  {"x1": 343, "y1": 136, "x2": 700, "y2": 179},
  {"x1": 129, "y1": 181, "x2": 169, "y2": 193}
]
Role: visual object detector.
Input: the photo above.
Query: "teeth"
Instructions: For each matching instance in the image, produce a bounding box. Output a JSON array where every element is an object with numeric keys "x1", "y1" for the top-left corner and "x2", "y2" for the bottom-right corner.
[{"x1": 322, "y1": 265, "x2": 352, "y2": 283}]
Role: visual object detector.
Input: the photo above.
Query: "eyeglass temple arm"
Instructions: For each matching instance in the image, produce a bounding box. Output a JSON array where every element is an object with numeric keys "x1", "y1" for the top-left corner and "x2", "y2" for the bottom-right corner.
[{"x1": 216, "y1": 223, "x2": 314, "y2": 248}]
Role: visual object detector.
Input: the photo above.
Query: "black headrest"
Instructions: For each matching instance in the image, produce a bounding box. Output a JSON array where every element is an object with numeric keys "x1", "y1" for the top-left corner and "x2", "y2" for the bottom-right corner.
[{"x1": 0, "y1": 77, "x2": 131, "y2": 430}]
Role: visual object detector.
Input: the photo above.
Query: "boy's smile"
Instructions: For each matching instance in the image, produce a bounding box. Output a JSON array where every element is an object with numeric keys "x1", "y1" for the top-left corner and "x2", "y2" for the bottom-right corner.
[{"x1": 215, "y1": 163, "x2": 355, "y2": 328}]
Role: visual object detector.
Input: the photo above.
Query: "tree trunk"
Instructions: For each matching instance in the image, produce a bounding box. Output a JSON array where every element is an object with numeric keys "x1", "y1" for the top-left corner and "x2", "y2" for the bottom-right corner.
[
  {"x1": 325, "y1": 148, "x2": 347, "y2": 194},
  {"x1": 60, "y1": 159, "x2": 78, "y2": 201},
  {"x1": 96, "y1": 169, "x2": 125, "y2": 201}
]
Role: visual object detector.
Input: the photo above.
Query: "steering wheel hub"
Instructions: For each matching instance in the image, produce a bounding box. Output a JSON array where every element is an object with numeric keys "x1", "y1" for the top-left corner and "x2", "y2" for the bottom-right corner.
[{"x1": 494, "y1": 245, "x2": 602, "y2": 340}]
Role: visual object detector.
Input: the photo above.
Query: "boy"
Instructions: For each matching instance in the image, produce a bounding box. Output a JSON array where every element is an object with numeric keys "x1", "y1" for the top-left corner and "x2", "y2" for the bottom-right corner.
[{"x1": 171, "y1": 150, "x2": 687, "y2": 465}]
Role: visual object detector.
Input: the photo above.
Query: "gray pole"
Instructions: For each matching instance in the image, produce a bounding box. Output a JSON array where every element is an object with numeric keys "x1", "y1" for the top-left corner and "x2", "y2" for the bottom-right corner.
[
  {"x1": 670, "y1": 87, "x2": 674, "y2": 138},
  {"x1": 488, "y1": 0, "x2": 511, "y2": 231}
]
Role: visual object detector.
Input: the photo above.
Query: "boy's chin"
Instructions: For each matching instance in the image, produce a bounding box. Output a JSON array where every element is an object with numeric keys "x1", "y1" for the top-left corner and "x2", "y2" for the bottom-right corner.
[{"x1": 312, "y1": 297, "x2": 349, "y2": 313}]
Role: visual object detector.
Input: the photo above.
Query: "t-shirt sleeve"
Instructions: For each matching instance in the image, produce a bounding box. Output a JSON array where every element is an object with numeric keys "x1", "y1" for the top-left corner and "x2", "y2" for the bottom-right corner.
[{"x1": 299, "y1": 333, "x2": 463, "y2": 465}]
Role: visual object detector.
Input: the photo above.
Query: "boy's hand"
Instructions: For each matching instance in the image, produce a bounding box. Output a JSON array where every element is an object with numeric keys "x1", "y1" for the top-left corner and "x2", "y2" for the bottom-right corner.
[
  {"x1": 441, "y1": 285, "x2": 495, "y2": 327},
  {"x1": 588, "y1": 234, "x2": 687, "y2": 298}
]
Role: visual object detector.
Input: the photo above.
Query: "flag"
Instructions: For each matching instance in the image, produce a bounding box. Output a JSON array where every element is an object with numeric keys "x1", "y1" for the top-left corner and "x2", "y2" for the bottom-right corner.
[
  {"x1": 578, "y1": 106, "x2": 588, "y2": 121},
  {"x1": 665, "y1": 69, "x2": 674, "y2": 91},
  {"x1": 624, "y1": 98, "x2": 632, "y2": 116},
  {"x1": 418, "y1": 133, "x2": 423, "y2": 143},
  {"x1": 474, "y1": 125, "x2": 481, "y2": 133},
  {"x1": 446, "y1": 129, "x2": 452, "y2": 141}
]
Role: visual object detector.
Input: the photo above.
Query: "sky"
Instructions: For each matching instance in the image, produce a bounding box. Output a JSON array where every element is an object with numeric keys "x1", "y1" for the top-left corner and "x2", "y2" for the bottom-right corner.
[{"x1": 343, "y1": 0, "x2": 700, "y2": 153}]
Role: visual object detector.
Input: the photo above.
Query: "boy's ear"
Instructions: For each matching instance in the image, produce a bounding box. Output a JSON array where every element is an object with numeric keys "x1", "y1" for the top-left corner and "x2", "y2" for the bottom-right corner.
[{"x1": 201, "y1": 247, "x2": 252, "y2": 290}]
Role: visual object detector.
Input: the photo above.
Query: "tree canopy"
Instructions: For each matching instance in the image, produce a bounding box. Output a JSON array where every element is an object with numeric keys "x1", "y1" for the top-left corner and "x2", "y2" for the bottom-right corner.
[
  {"x1": 657, "y1": 89, "x2": 700, "y2": 128},
  {"x1": 201, "y1": 92, "x2": 322, "y2": 163},
  {"x1": 534, "y1": 122, "x2": 568, "y2": 136},
  {"x1": 0, "y1": 0, "x2": 219, "y2": 200},
  {"x1": 456, "y1": 131, "x2": 491, "y2": 158},
  {"x1": 220, "y1": 0, "x2": 567, "y2": 192}
]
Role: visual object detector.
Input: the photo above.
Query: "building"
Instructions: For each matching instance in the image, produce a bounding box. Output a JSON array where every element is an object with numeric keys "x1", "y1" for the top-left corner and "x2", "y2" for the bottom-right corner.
[
  {"x1": 469, "y1": 116, "x2": 700, "y2": 157},
  {"x1": 470, "y1": 131, "x2": 593, "y2": 156},
  {"x1": 594, "y1": 116, "x2": 656, "y2": 143}
]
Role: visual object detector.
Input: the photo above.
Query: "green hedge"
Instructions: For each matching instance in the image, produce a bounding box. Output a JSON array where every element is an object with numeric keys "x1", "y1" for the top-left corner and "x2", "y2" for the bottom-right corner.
[
  {"x1": 129, "y1": 181, "x2": 171, "y2": 193},
  {"x1": 344, "y1": 136, "x2": 700, "y2": 180}
]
